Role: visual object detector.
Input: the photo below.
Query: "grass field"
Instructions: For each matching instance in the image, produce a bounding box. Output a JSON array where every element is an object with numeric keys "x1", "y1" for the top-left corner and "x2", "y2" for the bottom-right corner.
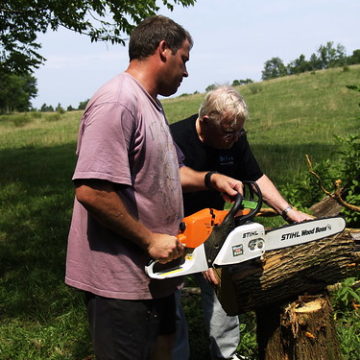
[{"x1": 0, "y1": 65, "x2": 359, "y2": 359}]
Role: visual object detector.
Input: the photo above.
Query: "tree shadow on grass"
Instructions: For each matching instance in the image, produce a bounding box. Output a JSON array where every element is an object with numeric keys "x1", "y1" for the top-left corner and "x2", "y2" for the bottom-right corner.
[
  {"x1": 0, "y1": 142, "x2": 93, "y2": 359},
  {"x1": 0, "y1": 143, "x2": 80, "y2": 306}
]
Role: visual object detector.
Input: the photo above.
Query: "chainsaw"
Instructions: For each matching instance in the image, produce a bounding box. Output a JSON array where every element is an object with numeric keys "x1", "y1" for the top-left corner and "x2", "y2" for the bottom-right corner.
[{"x1": 145, "y1": 182, "x2": 346, "y2": 279}]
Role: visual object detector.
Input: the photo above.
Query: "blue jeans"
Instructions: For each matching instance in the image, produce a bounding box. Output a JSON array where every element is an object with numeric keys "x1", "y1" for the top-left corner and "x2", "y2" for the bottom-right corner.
[{"x1": 172, "y1": 273, "x2": 240, "y2": 360}]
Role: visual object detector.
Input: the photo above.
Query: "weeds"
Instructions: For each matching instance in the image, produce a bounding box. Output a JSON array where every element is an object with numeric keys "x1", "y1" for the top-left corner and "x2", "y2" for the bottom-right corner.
[{"x1": 331, "y1": 278, "x2": 360, "y2": 360}]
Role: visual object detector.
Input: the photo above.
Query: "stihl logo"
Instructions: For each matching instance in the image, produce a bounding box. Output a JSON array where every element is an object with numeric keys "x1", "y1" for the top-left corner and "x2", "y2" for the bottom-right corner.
[
  {"x1": 281, "y1": 232, "x2": 300, "y2": 240},
  {"x1": 243, "y1": 231, "x2": 258, "y2": 238},
  {"x1": 281, "y1": 225, "x2": 332, "y2": 240}
]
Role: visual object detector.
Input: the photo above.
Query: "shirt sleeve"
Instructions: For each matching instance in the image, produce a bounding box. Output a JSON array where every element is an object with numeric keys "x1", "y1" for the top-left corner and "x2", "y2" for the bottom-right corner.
[
  {"x1": 73, "y1": 102, "x2": 135, "y2": 186},
  {"x1": 173, "y1": 141, "x2": 185, "y2": 167}
]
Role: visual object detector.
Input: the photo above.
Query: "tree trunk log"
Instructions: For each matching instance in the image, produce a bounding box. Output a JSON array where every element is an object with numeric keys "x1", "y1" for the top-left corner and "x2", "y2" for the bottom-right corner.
[
  {"x1": 215, "y1": 229, "x2": 359, "y2": 360},
  {"x1": 216, "y1": 230, "x2": 360, "y2": 315},
  {"x1": 256, "y1": 294, "x2": 343, "y2": 360}
]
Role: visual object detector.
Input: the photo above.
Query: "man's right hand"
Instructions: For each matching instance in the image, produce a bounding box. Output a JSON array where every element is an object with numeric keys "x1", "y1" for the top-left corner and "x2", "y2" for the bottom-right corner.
[{"x1": 147, "y1": 233, "x2": 185, "y2": 264}]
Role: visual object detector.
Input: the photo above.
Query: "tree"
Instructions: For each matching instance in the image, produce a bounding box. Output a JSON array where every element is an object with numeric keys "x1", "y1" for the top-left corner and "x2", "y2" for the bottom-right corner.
[
  {"x1": 317, "y1": 41, "x2": 346, "y2": 69},
  {"x1": 239, "y1": 78, "x2": 253, "y2": 85},
  {"x1": 261, "y1": 57, "x2": 287, "y2": 80},
  {"x1": 232, "y1": 79, "x2": 253, "y2": 86},
  {"x1": 40, "y1": 103, "x2": 54, "y2": 112},
  {"x1": 287, "y1": 54, "x2": 312, "y2": 75},
  {"x1": 78, "y1": 99, "x2": 89, "y2": 110},
  {"x1": 205, "y1": 84, "x2": 217, "y2": 92},
  {"x1": 0, "y1": 0, "x2": 196, "y2": 74},
  {"x1": 56, "y1": 103, "x2": 65, "y2": 113},
  {"x1": 308, "y1": 52, "x2": 322, "y2": 71},
  {"x1": 348, "y1": 49, "x2": 360, "y2": 65},
  {"x1": 0, "y1": 73, "x2": 37, "y2": 113}
]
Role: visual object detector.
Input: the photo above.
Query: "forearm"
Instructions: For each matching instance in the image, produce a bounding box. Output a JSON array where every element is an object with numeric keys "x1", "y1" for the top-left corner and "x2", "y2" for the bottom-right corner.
[
  {"x1": 255, "y1": 175, "x2": 289, "y2": 214},
  {"x1": 255, "y1": 175, "x2": 313, "y2": 222},
  {"x1": 75, "y1": 180, "x2": 153, "y2": 250},
  {"x1": 179, "y1": 166, "x2": 243, "y2": 197},
  {"x1": 75, "y1": 180, "x2": 184, "y2": 262},
  {"x1": 179, "y1": 166, "x2": 208, "y2": 192}
]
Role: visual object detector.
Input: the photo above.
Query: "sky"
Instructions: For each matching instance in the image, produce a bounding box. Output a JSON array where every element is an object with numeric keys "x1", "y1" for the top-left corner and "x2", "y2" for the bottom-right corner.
[{"x1": 32, "y1": 0, "x2": 360, "y2": 109}]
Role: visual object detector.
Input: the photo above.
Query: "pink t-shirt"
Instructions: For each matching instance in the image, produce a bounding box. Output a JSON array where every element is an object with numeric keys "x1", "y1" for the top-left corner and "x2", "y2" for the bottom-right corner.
[{"x1": 65, "y1": 73, "x2": 184, "y2": 299}]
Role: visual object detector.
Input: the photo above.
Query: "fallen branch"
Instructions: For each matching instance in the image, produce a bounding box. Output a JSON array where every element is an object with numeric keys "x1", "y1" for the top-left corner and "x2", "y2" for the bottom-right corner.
[{"x1": 305, "y1": 154, "x2": 360, "y2": 212}]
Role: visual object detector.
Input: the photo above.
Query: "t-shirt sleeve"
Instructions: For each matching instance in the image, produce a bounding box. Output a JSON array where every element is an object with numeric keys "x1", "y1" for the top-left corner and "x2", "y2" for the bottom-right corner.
[
  {"x1": 73, "y1": 102, "x2": 134, "y2": 186},
  {"x1": 173, "y1": 141, "x2": 185, "y2": 167}
]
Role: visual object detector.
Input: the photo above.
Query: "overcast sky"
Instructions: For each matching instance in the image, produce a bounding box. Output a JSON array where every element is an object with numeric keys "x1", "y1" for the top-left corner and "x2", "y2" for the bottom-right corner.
[{"x1": 32, "y1": 0, "x2": 360, "y2": 109}]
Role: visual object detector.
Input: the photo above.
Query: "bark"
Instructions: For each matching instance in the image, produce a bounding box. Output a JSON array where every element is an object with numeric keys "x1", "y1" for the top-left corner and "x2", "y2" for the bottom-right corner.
[
  {"x1": 310, "y1": 196, "x2": 343, "y2": 218},
  {"x1": 215, "y1": 230, "x2": 360, "y2": 315},
  {"x1": 256, "y1": 294, "x2": 342, "y2": 360}
]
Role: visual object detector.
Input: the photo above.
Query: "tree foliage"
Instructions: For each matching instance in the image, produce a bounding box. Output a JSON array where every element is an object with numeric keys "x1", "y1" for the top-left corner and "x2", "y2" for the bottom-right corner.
[
  {"x1": 348, "y1": 49, "x2": 360, "y2": 65},
  {"x1": 261, "y1": 57, "x2": 287, "y2": 80},
  {"x1": 40, "y1": 103, "x2": 54, "y2": 112},
  {"x1": 232, "y1": 78, "x2": 253, "y2": 86},
  {"x1": 0, "y1": 0, "x2": 196, "y2": 74},
  {"x1": 0, "y1": 73, "x2": 37, "y2": 113},
  {"x1": 287, "y1": 54, "x2": 312, "y2": 75},
  {"x1": 78, "y1": 99, "x2": 89, "y2": 110},
  {"x1": 317, "y1": 41, "x2": 346, "y2": 69}
]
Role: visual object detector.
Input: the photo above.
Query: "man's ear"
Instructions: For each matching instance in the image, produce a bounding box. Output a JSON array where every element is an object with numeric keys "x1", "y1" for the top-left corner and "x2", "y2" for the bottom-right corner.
[
  {"x1": 158, "y1": 40, "x2": 170, "y2": 61},
  {"x1": 201, "y1": 115, "x2": 211, "y2": 126}
]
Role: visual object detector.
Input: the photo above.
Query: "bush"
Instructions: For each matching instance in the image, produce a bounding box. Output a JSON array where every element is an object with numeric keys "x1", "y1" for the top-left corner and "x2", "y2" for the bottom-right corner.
[
  {"x1": 331, "y1": 278, "x2": 360, "y2": 360},
  {"x1": 248, "y1": 83, "x2": 263, "y2": 95},
  {"x1": 44, "y1": 113, "x2": 62, "y2": 122}
]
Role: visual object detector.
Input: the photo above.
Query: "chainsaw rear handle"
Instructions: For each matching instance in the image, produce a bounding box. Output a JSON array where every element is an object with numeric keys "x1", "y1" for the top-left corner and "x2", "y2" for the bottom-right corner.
[
  {"x1": 222, "y1": 181, "x2": 262, "y2": 226},
  {"x1": 234, "y1": 181, "x2": 262, "y2": 225}
]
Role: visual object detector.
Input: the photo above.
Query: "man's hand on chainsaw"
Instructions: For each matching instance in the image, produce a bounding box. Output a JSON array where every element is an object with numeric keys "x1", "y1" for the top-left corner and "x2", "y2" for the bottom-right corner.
[
  {"x1": 209, "y1": 173, "x2": 243, "y2": 202},
  {"x1": 147, "y1": 233, "x2": 185, "y2": 264},
  {"x1": 202, "y1": 268, "x2": 220, "y2": 286},
  {"x1": 284, "y1": 208, "x2": 314, "y2": 223}
]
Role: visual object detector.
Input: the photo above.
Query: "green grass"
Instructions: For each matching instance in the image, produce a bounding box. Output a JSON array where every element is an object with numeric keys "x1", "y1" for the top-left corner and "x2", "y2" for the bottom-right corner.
[{"x1": 1, "y1": 65, "x2": 360, "y2": 359}]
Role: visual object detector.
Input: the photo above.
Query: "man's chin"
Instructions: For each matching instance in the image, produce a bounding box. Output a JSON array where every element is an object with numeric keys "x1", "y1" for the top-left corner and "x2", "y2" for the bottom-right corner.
[{"x1": 159, "y1": 83, "x2": 180, "y2": 97}]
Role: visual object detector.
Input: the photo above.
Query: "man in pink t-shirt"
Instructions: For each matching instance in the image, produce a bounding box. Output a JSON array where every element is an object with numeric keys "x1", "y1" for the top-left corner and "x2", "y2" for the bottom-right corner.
[{"x1": 65, "y1": 16, "x2": 243, "y2": 360}]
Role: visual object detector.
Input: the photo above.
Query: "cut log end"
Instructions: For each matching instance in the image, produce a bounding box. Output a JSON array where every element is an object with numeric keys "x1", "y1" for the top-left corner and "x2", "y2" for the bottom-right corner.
[{"x1": 292, "y1": 298, "x2": 324, "y2": 313}]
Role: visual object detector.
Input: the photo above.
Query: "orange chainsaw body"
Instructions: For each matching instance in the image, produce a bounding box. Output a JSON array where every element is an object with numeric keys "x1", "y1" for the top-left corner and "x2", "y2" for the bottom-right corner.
[{"x1": 177, "y1": 208, "x2": 249, "y2": 248}]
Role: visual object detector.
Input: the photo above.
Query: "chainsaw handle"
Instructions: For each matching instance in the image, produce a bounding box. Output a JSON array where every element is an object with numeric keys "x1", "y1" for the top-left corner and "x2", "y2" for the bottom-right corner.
[
  {"x1": 234, "y1": 181, "x2": 262, "y2": 225},
  {"x1": 145, "y1": 260, "x2": 164, "y2": 279},
  {"x1": 227, "y1": 192, "x2": 244, "y2": 218}
]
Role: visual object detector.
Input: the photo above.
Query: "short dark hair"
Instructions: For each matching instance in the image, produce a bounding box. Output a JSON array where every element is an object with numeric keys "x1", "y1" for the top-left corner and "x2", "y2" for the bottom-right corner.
[{"x1": 129, "y1": 15, "x2": 193, "y2": 60}]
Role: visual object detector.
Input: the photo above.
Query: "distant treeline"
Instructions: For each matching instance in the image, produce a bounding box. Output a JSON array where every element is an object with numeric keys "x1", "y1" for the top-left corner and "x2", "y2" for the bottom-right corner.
[
  {"x1": 261, "y1": 41, "x2": 360, "y2": 80},
  {"x1": 0, "y1": 68, "x2": 89, "y2": 115},
  {"x1": 201, "y1": 42, "x2": 360, "y2": 96},
  {"x1": 39, "y1": 99, "x2": 89, "y2": 113}
]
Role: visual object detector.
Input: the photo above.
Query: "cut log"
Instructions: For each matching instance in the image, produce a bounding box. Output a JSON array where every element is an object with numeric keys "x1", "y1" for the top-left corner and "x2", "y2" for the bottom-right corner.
[
  {"x1": 214, "y1": 229, "x2": 359, "y2": 360},
  {"x1": 256, "y1": 294, "x2": 342, "y2": 360},
  {"x1": 310, "y1": 196, "x2": 343, "y2": 218},
  {"x1": 215, "y1": 230, "x2": 360, "y2": 315}
]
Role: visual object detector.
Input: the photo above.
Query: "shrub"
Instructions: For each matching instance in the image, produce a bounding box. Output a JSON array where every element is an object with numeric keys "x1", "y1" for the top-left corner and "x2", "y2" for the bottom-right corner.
[
  {"x1": 248, "y1": 83, "x2": 263, "y2": 95},
  {"x1": 331, "y1": 278, "x2": 360, "y2": 360}
]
